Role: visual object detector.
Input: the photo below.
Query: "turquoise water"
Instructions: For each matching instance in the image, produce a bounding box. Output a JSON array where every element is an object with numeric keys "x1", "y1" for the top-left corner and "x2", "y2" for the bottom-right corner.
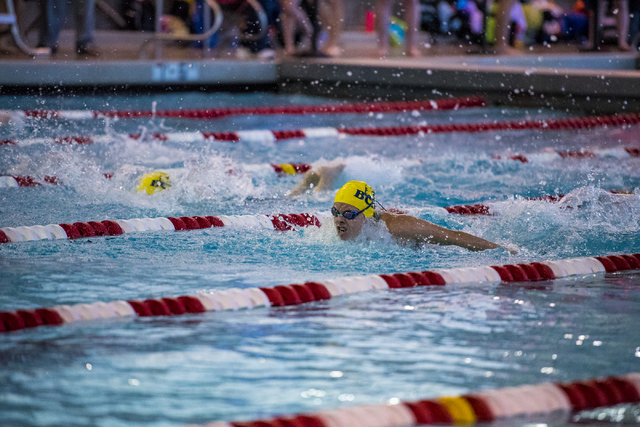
[{"x1": 0, "y1": 92, "x2": 639, "y2": 426}]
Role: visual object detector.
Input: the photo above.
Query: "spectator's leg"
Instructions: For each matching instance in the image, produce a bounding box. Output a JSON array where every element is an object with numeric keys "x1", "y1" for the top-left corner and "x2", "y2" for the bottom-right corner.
[
  {"x1": 493, "y1": 0, "x2": 516, "y2": 53},
  {"x1": 376, "y1": 0, "x2": 392, "y2": 57},
  {"x1": 281, "y1": 0, "x2": 312, "y2": 55},
  {"x1": 318, "y1": 0, "x2": 343, "y2": 55},
  {"x1": 43, "y1": 0, "x2": 68, "y2": 51},
  {"x1": 37, "y1": 0, "x2": 48, "y2": 48},
  {"x1": 404, "y1": 0, "x2": 421, "y2": 56},
  {"x1": 75, "y1": 0, "x2": 96, "y2": 52},
  {"x1": 244, "y1": 0, "x2": 268, "y2": 53}
]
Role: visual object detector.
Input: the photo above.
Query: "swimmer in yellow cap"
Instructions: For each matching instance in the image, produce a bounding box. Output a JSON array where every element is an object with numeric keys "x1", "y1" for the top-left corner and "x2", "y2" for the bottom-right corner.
[
  {"x1": 137, "y1": 171, "x2": 171, "y2": 195},
  {"x1": 333, "y1": 180, "x2": 505, "y2": 251},
  {"x1": 289, "y1": 164, "x2": 345, "y2": 196}
]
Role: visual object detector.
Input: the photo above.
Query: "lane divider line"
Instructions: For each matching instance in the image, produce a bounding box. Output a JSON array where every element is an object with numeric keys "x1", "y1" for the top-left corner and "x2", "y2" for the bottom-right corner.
[
  {"x1": 0, "y1": 211, "x2": 327, "y2": 244},
  {"x1": 199, "y1": 375, "x2": 640, "y2": 426},
  {"x1": 0, "y1": 253, "x2": 638, "y2": 335},
  {"x1": 444, "y1": 190, "x2": 635, "y2": 216},
  {"x1": 3, "y1": 116, "x2": 640, "y2": 148},
  {"x1": 1, "y1": 97, "x2": 485, "y2": 121}
]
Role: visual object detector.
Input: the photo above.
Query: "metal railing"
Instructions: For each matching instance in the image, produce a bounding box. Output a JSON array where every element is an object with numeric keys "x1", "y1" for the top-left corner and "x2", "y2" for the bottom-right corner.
[
  {"x1": 1, "y1": 0, "x2": 49, "y2": 56},
  {"x1": 139, "y1": 0, "x2": 267, "y2": 60}
]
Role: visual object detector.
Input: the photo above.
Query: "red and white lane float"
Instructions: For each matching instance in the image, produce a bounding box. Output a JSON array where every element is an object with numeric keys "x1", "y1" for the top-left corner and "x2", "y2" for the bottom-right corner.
[
  {"x1": 444, "y1": 190, "x2": 636, "y2": 216},
  {"x1": 0, "y1": 256, "x2": 639, "y2": 425},
  {"x1": 493, "y1": 147, "x2": 640, "y2": 163},
  {"x1": 0, "y1": 211, "x2": 326, "y2": 244},
  {"x1": 3, "y1": 116, "x2": 640, "y2": 147},
  {"x1": 0, "y1": 253, "x2": 638, "y2": 335},
  {"x1": 0, "y1": 97, "x2": 485, "y2": 121},
  {"x1": 182, "y1": 372, "x2": 640, "y2": 427}
]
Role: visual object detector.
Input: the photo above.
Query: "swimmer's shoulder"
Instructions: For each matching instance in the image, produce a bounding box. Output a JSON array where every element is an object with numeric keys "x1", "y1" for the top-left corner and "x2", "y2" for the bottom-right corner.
[{"x1": 375, "y1": 209, "x2": 413, "y2": 223}]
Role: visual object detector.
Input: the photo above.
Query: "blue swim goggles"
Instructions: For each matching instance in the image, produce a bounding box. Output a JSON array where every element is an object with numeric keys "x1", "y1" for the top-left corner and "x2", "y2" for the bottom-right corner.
[{"x1": 331, "y1": 205, "x2": 370, "y2": 220}]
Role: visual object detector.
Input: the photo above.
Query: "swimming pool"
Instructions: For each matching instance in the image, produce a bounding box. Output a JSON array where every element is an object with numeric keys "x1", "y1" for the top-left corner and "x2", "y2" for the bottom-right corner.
[{"x1": 1, "y1": 91, "x2": 639, "y2": 426}]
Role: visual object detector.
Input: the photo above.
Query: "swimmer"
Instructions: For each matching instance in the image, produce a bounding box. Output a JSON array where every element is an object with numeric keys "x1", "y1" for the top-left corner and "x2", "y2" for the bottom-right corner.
[
  {"x1": 332, "y1": 180, "x2": 505, "y2": 251},
  {"x1": 0, "y1": 112, "x2": 12, "y2": 126},
  {"x1": 136, "y1": 171, "x2": 171, "y2": 195},
  {"x1": 289, "y1": 163, "x2": 345, "y2": 196}
]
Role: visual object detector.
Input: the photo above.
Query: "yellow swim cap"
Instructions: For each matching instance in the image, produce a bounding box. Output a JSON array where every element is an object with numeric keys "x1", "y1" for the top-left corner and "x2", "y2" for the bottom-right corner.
[
  {"x1": 280, "y1": 164, "x2": 297, "y2": 175},
  {"x1": 334, "y1": 181, "x2": 376, "y2": 217},
  {"x1": 137, "y1": 171, "x2": 171, "y2": 195}
]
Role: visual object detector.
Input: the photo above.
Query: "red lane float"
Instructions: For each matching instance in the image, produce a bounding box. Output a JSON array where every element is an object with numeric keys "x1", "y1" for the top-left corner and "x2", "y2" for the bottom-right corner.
[
  {"x1": 444, "y1": 190, "x2": 635, "y2": 216},
  {"x1": 187, "y1": 373, "x2": 640, "y2": 427},
  {"x1": 0, "y1": 211, "x2": 326, "y2": 244},
  {"x1": 1, "y1": 253, "x2": 639, "y2": 336},
  {"x1": 8, "y1": 97, "x2": 485, "y2": 121},
  {"x1": 3, "y1": 114, "x2": 640, "y2": 147}
]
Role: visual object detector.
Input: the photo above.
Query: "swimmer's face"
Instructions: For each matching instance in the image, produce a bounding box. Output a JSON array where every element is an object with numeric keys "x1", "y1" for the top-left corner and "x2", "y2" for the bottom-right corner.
[{"x1": 332, "y1": 202, "x2": 366, "y2": 241}]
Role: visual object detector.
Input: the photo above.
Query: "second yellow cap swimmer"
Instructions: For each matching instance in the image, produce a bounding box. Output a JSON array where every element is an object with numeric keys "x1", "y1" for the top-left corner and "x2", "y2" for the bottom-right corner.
[
  {"x1": 334, "y1": 181, "x2": 375, "y2": 217},
  {"x1": 137, "y1": 171, "x2": 171, "y2": 195}
]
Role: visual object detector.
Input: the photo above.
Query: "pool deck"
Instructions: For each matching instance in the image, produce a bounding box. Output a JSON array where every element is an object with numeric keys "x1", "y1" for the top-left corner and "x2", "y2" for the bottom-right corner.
[{"x1": 0, "y1": 30, "x2": 639, "y2": 112}]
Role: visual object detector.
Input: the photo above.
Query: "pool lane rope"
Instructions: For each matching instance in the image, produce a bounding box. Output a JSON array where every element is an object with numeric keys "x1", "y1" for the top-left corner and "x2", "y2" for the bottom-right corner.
[
  {"x1": 0, "y1": 211, "x2": 326, "y2": 244},
  {"x1": 0, "y1": 252, "x2": 638, "y2": 333},
  {"x1": 184, "y1": 372, "x2": 640, "y2": 427},
  {"x1": 444, "y1": 190, "x2": 636, "y2": 216},
  {"x1": 2, "y1": 112, "x2": 640, "y2": 148},
  {"x1": 0, "y1": 186, "x2": 635, "y2": 241},
  {"x1": 0, "y1": 97, "x2": 485, "y2": 121},
  {"x1": 1, "y1": 253, "x2": 640, "y2": 426}
]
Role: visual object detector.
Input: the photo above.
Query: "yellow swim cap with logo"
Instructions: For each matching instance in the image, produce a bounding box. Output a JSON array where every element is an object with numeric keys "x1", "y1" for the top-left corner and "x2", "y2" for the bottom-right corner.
[
  {"x1": 334, "y1": 181, "x2": 375, "y2": 217},
  {"x1": 137, "y1": 171, "x2": 171, "y2": 195}
]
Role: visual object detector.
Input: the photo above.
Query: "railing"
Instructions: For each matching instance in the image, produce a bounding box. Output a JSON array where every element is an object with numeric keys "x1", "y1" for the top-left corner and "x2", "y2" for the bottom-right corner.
[
  {"x1": 1, "y1": 0, "x2": 49, "y2": 56},
  {"x1": 139, "y1": 0, "x2": 268, "y2": 60}
]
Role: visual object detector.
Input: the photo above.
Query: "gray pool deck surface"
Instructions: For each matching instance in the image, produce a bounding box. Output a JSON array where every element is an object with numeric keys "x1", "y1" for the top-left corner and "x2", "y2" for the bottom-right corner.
[{"x1": 0, "y1": 30, "x2": 639, "y2": 111}]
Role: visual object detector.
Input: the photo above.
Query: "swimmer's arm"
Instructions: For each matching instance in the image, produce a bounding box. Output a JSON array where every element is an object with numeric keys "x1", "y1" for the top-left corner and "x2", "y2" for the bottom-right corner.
[
  {"x1": 289, "y1": 164, "x2": 345, "y2": 196},
  {"x1": 379, "y1": 212, "x2": 502, "y2": 252}
]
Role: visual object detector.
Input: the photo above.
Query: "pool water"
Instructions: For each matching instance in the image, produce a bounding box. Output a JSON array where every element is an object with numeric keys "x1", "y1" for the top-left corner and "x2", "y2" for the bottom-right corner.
[{"x1": 0, "y1": 92, "x2": 639, "y2": 427}]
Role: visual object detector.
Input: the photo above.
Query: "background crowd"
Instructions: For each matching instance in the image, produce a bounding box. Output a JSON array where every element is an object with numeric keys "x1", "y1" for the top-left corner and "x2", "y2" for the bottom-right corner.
[{"x1": 3, "y1": 0, "x2": 640, "y2": 58}]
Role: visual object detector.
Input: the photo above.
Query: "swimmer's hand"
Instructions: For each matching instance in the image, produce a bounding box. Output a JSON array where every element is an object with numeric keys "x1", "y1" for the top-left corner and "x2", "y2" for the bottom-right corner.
[
  {"x1": 289, "y1": 164, "x2": 345, "y2": 196},
  {"x1": 0, "y1": 113, "x2": 12, "y2": 126},
  {"x1": 502, "y1": 244, "x2": 520, "y2": 255}
]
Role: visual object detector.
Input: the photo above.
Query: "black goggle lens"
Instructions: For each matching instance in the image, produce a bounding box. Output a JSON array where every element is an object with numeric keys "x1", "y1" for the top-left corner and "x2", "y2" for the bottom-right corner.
[{"x1": 331, "y1": 207, "x2": 362, "y2": 220}]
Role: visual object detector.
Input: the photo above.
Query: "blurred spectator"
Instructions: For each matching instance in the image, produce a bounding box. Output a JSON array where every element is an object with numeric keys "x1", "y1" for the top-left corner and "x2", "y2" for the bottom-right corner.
[
  {"x1": 456, "y1": 0, "x2": 484, "y2": 42},
  {"x1": 562, "y1": 0, "x2": 589, "y2": 42},
  {"x1": 522, "y1": 0, "x2": 563, "y2": 44},
  {"x1": 317, "y1": 0, "x2": 344, "y2": 56},
  {"x1": 37, "y1": 0, "x2": 98, "y2": 55},
  {"x1": 160, "y1": 0, "x2": 193, "y2": 39},
  {"x1": 492, "y1": 0, "x2": 527, "y2": 51},
  {"x1": 281, "y1": 0, "x2": 313, "y2": 55},
  {"x1": 241, "y1": 0, "x2": 280, "y2": 59},
  {"x1": 376, "y1": 0, "x2": 421, "y2": 57},
  {"x1": 122, "y1": 0, "x2": 156, "y2": 32},
  {"x1": 437, "y1": 0, "x2": 456, "y2": 34}
]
